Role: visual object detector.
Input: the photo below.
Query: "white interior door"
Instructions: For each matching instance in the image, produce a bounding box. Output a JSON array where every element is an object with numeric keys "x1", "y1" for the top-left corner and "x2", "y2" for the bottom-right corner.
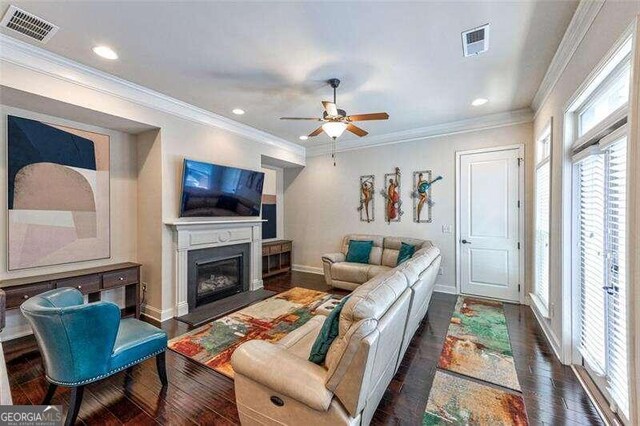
[{"x1": 458, "y1": 147, "x2": 521, "y2": 301}]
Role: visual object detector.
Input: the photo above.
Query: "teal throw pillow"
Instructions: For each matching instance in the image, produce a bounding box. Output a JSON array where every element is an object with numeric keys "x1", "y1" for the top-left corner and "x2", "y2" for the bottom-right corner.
[
  {"x1": 346, "y1": 240, "x2": 373, "y2": 264},
  {"x1": 309, "y1": 296, "x2": 350, "y2": 364},
  {"x1": 396, "y1": 242, "x2": 416, "y2": 265}
]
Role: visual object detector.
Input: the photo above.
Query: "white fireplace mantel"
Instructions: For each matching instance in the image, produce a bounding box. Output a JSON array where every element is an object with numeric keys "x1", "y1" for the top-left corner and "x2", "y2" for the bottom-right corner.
[{"x1": 165, "y1": 219, "x2": 265, "y2": 317}]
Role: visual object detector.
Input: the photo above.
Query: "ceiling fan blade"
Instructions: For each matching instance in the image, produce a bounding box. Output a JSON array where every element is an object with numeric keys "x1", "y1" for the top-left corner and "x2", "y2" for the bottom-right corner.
[
  {"x1": 280, "y1": 117, "x2": 323, "y2": 121},
  {"x1": 322, "y1": 101, "x2": 339, "y2": 117},
  {"x1": 308, "y1": 126, "x2": 324, "y2": 137},
  {"x1": 347, "y1": 112, "x2": 389, "y2": 121},
  {"x1": 346, "y1": 123, "x2": 368, "y2": 137}
]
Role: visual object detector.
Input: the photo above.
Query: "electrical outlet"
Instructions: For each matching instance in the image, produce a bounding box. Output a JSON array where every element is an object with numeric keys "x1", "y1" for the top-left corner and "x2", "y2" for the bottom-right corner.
[
  {"x1": 438, "y1": 267, "x2": 444, "y2": 276},
  {"x1": 441, "y1": 224, "x2": 453, "y2": 234},
  {"x1": 142, "y1": 282, "x2": 148, "y2": 292}
]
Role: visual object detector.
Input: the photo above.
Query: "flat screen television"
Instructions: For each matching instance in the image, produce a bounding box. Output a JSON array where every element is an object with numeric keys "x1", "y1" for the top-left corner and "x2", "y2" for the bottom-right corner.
[{"x1": 180, "y1": 159, "x2": 265, "y2": 217}]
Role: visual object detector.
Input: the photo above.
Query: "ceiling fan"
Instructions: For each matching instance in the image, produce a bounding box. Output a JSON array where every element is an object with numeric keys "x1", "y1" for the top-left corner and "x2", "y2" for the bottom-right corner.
[{"x1": 280, "y1": 78, "x2": 389, "y2": 140}]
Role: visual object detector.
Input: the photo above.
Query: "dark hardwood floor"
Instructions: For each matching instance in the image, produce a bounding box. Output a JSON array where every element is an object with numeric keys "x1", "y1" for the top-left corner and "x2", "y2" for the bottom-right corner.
[{"x1": 4, "y1": 271, "x2": 602, "y2": 425}]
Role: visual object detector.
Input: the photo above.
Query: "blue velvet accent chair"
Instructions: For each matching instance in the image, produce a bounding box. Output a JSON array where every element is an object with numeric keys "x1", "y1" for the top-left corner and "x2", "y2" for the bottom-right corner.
[{"x1": 21, "y1": 288, "x2": 168, "y2": 426}]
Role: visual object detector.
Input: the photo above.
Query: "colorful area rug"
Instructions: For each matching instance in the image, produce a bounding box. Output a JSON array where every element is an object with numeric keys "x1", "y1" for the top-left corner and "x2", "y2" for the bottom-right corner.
[
  {"x1": 423, "y1": 371, "x2": 528, "y2": 426},
  {"x1": 438, "y1": 296, "x2": 520, "y2": 391},
  {"x1": 168, "y1": 287, "x2": 332, "y2": 378},
  {"x1": 423, "y1": 296, "x2": 528, "y2": 425}
]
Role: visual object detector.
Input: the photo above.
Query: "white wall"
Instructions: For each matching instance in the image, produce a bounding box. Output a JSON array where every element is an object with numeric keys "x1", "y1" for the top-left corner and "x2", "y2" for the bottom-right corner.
[
  {"x1": 532, "y1": 2, "x2": 640, "y2": 359},
  {"x1": 285, "y1": 122, "x2": 533, "y2": 293},
  {"x1": 0, "y1": 105, "x2": 138, "y2": 340},
  {"x1": 0, "y1": 43, "x2": 305, "y2": 323}
]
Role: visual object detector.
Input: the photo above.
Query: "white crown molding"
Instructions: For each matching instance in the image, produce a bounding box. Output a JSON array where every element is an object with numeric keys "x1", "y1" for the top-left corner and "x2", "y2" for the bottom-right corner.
[
  {"x1": 306, "y1": 108, "x2": 534, "y2": 157},
  {"x1": 0, "y1": 34, "x2": 305, "y2": 157},
  {"x1": 531, "y1": 0, "x2": 605, "y2": 113}
]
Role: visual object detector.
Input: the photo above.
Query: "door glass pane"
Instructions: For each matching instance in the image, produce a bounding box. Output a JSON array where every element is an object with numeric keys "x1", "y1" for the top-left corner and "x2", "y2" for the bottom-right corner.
[
  {"x1": 578, "y1": 154, "x2": 606, "y2": 372},
  {"x1": 605, "y1": 138, "x2": 628, "y2": 418},
  {"x1": 534, "y1": 161, "x2": 550, "y2": 308}
]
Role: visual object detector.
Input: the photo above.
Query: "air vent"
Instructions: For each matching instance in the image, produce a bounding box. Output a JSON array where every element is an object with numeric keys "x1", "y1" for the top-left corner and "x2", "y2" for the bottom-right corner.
[
  {"x1": 462, "y1": 24, "x2": 490, "y2": 57},
  {"x1": 0, "y1": 5, "x2": 59, "y2": 43}
]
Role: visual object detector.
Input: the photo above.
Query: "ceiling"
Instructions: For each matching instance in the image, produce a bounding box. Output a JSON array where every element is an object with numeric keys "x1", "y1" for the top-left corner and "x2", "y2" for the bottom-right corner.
[{"x1": 0, "y1": 1, "x2": 578, "y2": 146}]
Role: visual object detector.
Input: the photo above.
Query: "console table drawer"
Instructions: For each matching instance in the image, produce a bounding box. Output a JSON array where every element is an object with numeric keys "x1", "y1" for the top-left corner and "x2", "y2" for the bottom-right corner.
[
  {"x1": 103, "y1": 268, "x2": 138, "y2": 289},
  {"x1": 56, "y1": 274, "x2": 101, "y2": 294},
  {"x1": 269, "y1": 244, "x2": 282, "y2": 255},
  {"x1": 5, "y1": 283, "x2": 53, "y2": 308}
]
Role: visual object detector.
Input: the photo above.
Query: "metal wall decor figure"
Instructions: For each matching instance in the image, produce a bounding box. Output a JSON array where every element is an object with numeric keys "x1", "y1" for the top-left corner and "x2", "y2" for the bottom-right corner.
[
  {"x1": 357, "y1": 175, "x2": 375, "y2": 222},
  {"x1": 380, "y1": 167, "x2": 403, "y2": 223},
  {"x1": 411, "y1": 170, "x2": 443, "y2": 223}
]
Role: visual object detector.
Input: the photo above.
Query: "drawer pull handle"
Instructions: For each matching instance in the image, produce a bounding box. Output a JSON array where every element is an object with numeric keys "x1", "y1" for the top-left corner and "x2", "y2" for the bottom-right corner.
[
  {"x1": 119, "y1": 277, "x2": 125, "y2": 281},
  {"x1": 23, "y1": 295, "x2": 29, "y2": 300},
  {"x1": 77, "y1": 285, "x2": 82, "y2": 290}
]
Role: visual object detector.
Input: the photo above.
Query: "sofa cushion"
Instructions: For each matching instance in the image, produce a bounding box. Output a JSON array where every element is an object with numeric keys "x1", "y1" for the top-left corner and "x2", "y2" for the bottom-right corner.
[
  {"x1": 309, "y1": 296, "x2": 350, "y2": 364},
  {"x1": 383, "y1": 236, "x2": 427, "y2": 251},
  {"x1": 346, "y1": 240, "x2": 374, "y2": 264},
  {"x1": 396, "y1": 242, "x2": 416, "y2": 265},
  {"x1": 277, "y1": 315, "x2": 325, "y2": 360},
  {"x1": 381, "y1": 249, "x2": 399, "y2": 267},
  {"x1": 366, "y1": 265, "x2": 391, "y2": 280},
  {"x1": 396, "y1": 245, "x2": 440, "y2": 287},
  {"x1": 332, "y1": 262, "x2": 371, "y2": 284},
  {"x1": 337, "y1": 269, "x2": 408, "y2": 336},
  {"x1": 341, "y1": 235, "x2": 384, "y2": 265}
]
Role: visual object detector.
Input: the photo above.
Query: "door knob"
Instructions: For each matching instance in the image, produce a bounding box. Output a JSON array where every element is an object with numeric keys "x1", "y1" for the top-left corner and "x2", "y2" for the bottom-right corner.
[{"x1": 461, "y1": 239, "x2": 471, "y2": 244}]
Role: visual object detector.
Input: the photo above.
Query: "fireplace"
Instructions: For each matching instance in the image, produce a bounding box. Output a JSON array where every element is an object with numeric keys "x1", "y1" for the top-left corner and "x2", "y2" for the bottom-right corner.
[{"x1": 187, "y1": 243, "x2": 250, "y2": 310}]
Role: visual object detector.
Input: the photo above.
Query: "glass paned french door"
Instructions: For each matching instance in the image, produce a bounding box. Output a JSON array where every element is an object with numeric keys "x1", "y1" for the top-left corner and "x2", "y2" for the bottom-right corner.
[{"x1": 576, "y1": 136, "x2": 629, "y2": 420}]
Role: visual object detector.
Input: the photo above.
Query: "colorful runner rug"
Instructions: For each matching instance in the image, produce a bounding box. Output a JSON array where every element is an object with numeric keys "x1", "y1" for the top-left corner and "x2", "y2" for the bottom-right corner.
[
  {"x1": 423, "y1": 371, "x2": 528, "y2": 425},
  {"x1": 438, "y1": 296, "x2": 520, "y2": 391},
  {"x1": 423, "y1": 296, "x2": 528, "y2": 425},
  {"x1": 168, "y1": 287, "x2": 332, "y2": 378}
]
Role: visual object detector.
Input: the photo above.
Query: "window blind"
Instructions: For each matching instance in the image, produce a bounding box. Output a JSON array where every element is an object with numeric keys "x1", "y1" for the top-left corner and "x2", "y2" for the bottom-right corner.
[
  {"x1": 575, "y1": 135, "x2": 629, "y2": 419},
  {"x1": 534, "y1": 160, "x2": 550, "y2": 309},
  {"x1": 577, "y1": 153, "x2": 606, "y2": 373},
  {"x1": 604, "y1": 137, "x2": 628, "y2": 418}
]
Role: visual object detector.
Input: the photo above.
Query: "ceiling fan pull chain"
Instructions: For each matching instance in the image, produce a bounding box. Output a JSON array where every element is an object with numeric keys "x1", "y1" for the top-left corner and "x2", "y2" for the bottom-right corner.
[{"x1": 332, "y1": 139, "x2": 337, "y2": 166}]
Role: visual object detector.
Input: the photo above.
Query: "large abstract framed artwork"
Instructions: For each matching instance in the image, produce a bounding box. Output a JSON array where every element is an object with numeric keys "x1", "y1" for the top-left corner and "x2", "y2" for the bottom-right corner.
[{"x1": 7, "y1": 115, "x2": 110, "y2": 270}]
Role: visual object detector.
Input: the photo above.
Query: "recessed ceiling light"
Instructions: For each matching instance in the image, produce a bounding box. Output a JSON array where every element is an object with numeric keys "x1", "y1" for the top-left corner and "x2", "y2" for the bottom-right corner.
[
  {"x1": 232, "y1": 108, "x2": 245, "y2": 115},
  {"x1": 472, "y1": 98, "x2": 489, "y2": 106},
  {"x1": 92, "y1": 45, "x2": 118, "y2": 60},
  {"x1": 299, "y1": 135, "x2": 308, "y2": 141}
]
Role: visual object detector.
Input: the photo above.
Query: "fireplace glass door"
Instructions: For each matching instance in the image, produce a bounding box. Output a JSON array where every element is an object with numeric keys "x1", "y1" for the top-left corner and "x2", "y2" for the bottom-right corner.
[{"x1": 195, "y1": 255, "x2": 242, "y2": 307}]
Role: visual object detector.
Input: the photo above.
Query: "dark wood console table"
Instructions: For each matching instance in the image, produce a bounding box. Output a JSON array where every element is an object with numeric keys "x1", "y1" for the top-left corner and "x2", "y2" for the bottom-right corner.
[
  {"x1": 262, "y1": 240, "x2": 292, "y2": 278},
  {"x1": 0, "y1": 262, "x2": 141, "y2": 318}
]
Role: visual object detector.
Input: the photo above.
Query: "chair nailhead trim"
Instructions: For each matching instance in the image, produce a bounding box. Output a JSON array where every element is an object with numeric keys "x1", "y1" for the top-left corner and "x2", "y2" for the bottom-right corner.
[{"x1": 47, "y1": 349, "x2": 166, "y2": 386}]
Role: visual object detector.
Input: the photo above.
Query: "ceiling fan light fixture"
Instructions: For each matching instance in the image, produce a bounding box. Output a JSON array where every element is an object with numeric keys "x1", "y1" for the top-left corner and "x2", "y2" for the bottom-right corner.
[{"x1": 322, "y1": 122, "x2": 347, "y2": 139}]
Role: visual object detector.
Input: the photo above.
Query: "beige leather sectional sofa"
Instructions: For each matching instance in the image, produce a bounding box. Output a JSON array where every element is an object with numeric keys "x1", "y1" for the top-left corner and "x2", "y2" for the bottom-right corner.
[
  {"x1": 231, "y1": 235, "x2": 441, "y2": 425},
  {"x1": 322, "y1": 234, "x2": 434, "y2": 290}
]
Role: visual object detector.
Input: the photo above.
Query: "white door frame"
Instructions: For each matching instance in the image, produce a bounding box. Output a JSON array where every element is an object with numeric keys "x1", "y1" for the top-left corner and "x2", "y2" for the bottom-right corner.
[{"x1": 455, "y1": 144, "x2": 526, "y2": 304}]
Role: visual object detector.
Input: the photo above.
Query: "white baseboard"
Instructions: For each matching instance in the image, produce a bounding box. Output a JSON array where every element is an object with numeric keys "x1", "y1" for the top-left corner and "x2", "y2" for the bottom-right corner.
[
  {"x1": 292, "y1": 264, "x2": 323, "y2": 275},
  {"x1": 529, "y1": 298, "x2": 564, "y2": 363},
  {"x1": 141, "y1": 304, "x2": 175, "y2": 322},
  {"x1": 434, "y1": 284, "x2": 458, "y2": 295}
]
